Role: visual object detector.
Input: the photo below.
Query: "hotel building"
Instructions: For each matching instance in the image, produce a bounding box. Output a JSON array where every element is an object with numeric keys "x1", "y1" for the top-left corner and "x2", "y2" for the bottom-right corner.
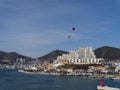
[{"x1": 56, "y1": 47, "x2": 103, "y2": 64}]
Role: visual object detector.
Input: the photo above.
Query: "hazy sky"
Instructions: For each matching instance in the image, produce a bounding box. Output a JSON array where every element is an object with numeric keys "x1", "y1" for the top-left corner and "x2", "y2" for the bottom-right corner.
[{"x1": 0, "y1": 0, "x2": 120, "y2": 58}]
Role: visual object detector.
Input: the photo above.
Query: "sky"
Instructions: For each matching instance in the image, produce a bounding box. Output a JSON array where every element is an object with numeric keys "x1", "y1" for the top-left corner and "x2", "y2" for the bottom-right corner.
[{"x1": 0, "y1": 0, "x2": 120, "y2": 58}]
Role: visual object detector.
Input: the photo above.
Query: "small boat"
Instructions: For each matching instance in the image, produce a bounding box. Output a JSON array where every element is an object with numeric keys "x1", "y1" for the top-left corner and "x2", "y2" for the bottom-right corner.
[
  {"x1": 97, "y1": 77, "x2": 120, "y2": 90},
  {"x1": 111, "y1": 77, "x2": 120, "y2": 80},
  {"x1": 97, "y1": 86, "x2": 120, "y2": 90}
]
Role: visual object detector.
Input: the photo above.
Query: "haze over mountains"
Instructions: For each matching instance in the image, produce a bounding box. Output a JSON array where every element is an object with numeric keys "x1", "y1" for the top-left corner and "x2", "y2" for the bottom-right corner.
[{"x1": 0, "y1": 46, "x2": 120, "y2": 64}]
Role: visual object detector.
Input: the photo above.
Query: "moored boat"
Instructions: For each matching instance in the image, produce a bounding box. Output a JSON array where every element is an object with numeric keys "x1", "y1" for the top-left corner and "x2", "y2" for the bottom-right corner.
[
  {"x1": 110, "y1": 77, "x2": 120, "y2": 80},
  {"x1": 97, "y1": 86, "x2": 120, "y2": 90}
]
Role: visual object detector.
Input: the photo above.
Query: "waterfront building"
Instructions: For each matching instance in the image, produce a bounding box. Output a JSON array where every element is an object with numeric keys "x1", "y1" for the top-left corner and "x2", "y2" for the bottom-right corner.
[{"x1": 57, "y1": 47, "x2": 103, "y2": 65}]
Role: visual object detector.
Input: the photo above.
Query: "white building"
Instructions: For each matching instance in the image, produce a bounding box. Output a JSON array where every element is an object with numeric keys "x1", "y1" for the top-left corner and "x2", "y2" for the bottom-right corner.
[{"x1": 57, "y1": 47, "x2": 103, "y2": 64}]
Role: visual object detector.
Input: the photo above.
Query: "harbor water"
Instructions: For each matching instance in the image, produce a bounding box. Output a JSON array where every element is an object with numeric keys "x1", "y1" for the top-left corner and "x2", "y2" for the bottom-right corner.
[{"x1": 0, "y1": 69, "x2": 120, "y2": 90}]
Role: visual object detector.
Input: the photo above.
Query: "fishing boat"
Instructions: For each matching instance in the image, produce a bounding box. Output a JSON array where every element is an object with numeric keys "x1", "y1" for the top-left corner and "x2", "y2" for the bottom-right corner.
[
  {"x1": 110, "y1": 77, "x2": 120, "y2": 80},
  {"x1": 97, "y1": 86, "x2": 120, "y2": 90},
  {"x1": 97, "y1": 77, "x2": 120, "y2": 90}
]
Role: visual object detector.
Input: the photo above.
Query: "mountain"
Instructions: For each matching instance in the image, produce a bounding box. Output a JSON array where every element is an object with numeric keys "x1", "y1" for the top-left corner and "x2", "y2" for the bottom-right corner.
[
  {"x1": 0, "y1": 46, "x2": 120, "y2": 64},
  {"x1": 0, "y1": 51, "x2": 34, "y2": 64},
  {"x1": 38, "y1": 50, "x2": 69, "y2": 63},
  {"x1": 38, "y1": 46, "x2": 120, "y2": 63},
  {"x1": 0, "y1": 51, "x2": 7, "y2": 60},
  {"x1": 0, "y1": 49, "x2": 68, "y2": 64},
  {"x1": 94, "y1": 46, "x2": 120, "y2": 60}
]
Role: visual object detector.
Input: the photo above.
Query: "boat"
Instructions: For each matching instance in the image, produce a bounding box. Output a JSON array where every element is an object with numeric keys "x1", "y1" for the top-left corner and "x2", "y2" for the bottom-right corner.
[
  {"x1": 97, "y1": 86, "x2": 120, "y2": 90},
  {"x1": 110, "y1": 77, "x2": 120, "y2": 80},
  {"x1": 97, "y1": 77, "x2": 120, "y2": 90}
]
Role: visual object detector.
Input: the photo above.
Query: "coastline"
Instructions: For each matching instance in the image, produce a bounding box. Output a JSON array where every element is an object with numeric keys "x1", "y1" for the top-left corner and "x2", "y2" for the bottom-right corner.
[
  {"x1": 18, "y1": 70, "x2": 60, "y2": 75},
  {"x1": 18, "y1": 70, "x2": 120, "y2": 80}
]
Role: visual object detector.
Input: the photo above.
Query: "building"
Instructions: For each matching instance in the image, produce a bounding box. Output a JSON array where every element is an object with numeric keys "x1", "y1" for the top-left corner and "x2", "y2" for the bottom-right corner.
[{"x1": 56, "y1": 47, "x2": 103, "y2": 64}]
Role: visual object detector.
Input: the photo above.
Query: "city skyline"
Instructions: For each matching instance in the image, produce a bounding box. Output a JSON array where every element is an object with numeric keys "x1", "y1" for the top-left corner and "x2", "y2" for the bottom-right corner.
[{"x1": 0, "y1": 0, "x2": 120, "y2": 57}]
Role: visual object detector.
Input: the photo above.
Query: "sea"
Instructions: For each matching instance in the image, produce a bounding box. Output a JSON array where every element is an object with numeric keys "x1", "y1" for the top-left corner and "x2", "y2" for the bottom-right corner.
[{"x1": 0, "y1": 69, "x2": 120, "y2": 90}]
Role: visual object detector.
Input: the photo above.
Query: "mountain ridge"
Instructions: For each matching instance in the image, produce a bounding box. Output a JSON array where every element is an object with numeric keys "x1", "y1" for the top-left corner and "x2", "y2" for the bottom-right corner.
[
  {"x1": 94, "y1": 46, "x2": 120, "y2": 60},
  {"x1": 0, "y1": 46, "x2": 120, "y2": 64},
  {"x1": 37, "y1": 49, "x2": 69, "y2": 63},
  {"x1": 0, "y1": 51, "x2": 34, "y2": 64}
]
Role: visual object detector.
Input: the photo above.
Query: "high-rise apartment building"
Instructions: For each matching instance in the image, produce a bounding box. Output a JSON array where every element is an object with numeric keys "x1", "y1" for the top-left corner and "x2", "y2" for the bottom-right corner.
[{"x1": 57, "y1": 47, "x2": 103, "y2": 64}]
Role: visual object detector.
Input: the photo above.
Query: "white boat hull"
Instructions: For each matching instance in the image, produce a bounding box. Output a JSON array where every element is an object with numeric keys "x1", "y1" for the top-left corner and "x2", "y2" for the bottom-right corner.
[{"x1": 97, "y1": 86, "x2": 120, "y2": 90}]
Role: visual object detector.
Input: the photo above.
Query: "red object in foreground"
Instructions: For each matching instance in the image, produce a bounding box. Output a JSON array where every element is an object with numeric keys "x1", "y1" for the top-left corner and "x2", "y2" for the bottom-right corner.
[{"x1": 100, "y1": 78, "x2": 105, "y2": 87}]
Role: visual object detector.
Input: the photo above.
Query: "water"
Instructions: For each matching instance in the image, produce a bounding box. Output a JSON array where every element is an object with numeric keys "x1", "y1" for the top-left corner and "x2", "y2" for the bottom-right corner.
[{"x1": 0, "y1": 69, "x2": 120, "y2": 90}]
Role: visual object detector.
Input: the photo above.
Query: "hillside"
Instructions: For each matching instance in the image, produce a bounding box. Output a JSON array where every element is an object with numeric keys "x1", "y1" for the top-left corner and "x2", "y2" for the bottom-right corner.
[
  {"x1": 0, "y1": 46, "x2": 120, "y2": 64},
  {"x1": 0, "y1": 51, "x2": 34, "y2": 64},
  {"x1": 94, "y1": 46, "x2": 120, "y2": 60},
  {"x1": 38, "y1": 46, "x2": 120, "y2": 62},
  {"x1": 38, "y1": 50, "x2": 69, "y2": 63},
  {"x1": 0, "y1": 51, "x2": 7, "y2": 60}
]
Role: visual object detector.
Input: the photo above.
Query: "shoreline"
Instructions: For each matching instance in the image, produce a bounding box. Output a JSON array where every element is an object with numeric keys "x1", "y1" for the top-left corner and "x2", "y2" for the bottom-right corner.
[
  {"x1": 18, "y1": 70, "x2": 120, "y2": 80},
  {"x1": 18, "y1": 70, "x2": 60, "y2": 75}
]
